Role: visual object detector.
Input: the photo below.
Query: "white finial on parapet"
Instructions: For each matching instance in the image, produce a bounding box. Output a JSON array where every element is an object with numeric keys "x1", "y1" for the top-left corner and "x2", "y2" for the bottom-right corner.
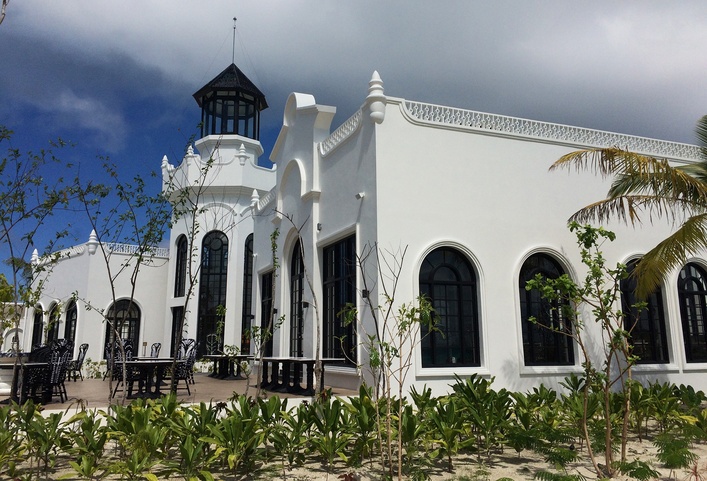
[
  {"x1": 238, "y1": 143, "x2": 248, "y2": 166},
  {"x1": 250, "y1": 189, "x2": 260, "y2": 210},
  {"x1": 87, "y1": 230, "x2": 99, "y2": 255},
  {"x1": 367, "y1": 70, "x2": 386, "y2": 124},
  {"x1": 31, "y1": 249, "x2": 39, "y2": 265}
]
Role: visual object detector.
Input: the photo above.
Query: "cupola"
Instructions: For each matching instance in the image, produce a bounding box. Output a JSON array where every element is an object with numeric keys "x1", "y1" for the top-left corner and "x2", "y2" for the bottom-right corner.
[{"x1": 193, "y1": 63, "x2": 268, "y2": 140}]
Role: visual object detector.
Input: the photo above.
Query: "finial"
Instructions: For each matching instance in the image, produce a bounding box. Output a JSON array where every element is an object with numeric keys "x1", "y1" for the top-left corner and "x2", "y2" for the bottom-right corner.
[
  {"x1": 367, "y1": 70, "x2": 386, "y2": 124},
  {"x1": 232, "y1": 17, "x2": 237, "y2": 64},
  {"x1": 238, "y1": 143, "x2": 248, "y2": 166},
  {"x1": 187, "y1": 144, "x2": 194, "y2": 156},
  {"x1": 31, "y1": 249, "x2": 39, "y2": 264},
  {"x1": 250, "y1": 189, "x2": 260, "y2": 210},
  {"x1": 87, "y1": 230, "x2": 99, "y2": 255}
]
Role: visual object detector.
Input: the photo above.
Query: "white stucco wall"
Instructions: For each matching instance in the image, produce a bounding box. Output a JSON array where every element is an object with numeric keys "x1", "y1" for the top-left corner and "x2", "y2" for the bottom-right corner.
[{"x1": 254, "y1": 76, "x2": 707, "y2": 397}]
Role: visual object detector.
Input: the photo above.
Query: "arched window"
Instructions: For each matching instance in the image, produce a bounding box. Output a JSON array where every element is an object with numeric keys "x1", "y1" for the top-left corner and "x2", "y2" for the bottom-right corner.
[
  {"x1": 260, "y1": 271, "x2": 274, "y2": 357},
  {"x1": 678, "y1": 263, "x2": 707, "y2": 363},
  {"x1": 241, "y1": 234, "x2": 254, "y2": 353},
  {"x1": 64, "y1": 300, "x2": 78, "y2": 345},
  {"x1": 290, "y1": 239, "x2": 304, "y2": 357},
  {"x1": 174, "y1": 235, "x2": 188, "y2": 298},
  {"x1": 419, "y1": 247, "x2": 480, "y2": 367},
  {"x1": 621, "y1": 260, "x2": 669, "y2": 363},
  {"x1": 519, "y1": 253, "x2": 574, "y2": 366},
  {"x1": 197, "y1": 231, "x2": 229, "y2": 357},
  {"x1": 31, "y1": 307, "x2": 43, "y2": 348},
  {"x1": 46, "y1": 303, "x2": 60, "y2": 343},
  {"x1": 103, "y1": 299, "x2": 141, "y2": 353}
]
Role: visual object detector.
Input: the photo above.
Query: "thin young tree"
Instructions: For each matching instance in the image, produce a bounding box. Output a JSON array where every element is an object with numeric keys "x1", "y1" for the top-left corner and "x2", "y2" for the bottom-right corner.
[
  {"x1": 525, "y1": 222, "x2": 645, "y2": 478},
  {"x1": 0, "y1": 125, "x2": 75, "y2": 402},
  {"x1": 73, "y1": 162, "x2": 171, "y2": 404}
]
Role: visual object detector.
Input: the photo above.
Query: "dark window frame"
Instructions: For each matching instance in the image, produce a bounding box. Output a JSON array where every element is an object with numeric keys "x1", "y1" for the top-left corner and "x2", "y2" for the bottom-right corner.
[
  {"x1": 621, "y1": 260, "x2": 670, "y2": 364},
  {"x1": 174, "y1": 235, "x2": 188, "y2": 298},
  {"x1": 241, "y1": 234, "x2": 254, "y2": 353},
  {"x1": 290, "y1": 240, "x2": 304, "y2": 357},
  {"x1": 322, "y1": 235, "x2": 357, "y2": 366},
  {"x1": 419, "y1": 247, "x2": 480, "y2": 368},
  {"x1": 519, "y1": 253, "x2": 574, "y2": 366},
  {"x1": 678, "y1": 262, "x2": 707, "y2": 363},
  {"x1": 196, "y1": 231, "x2": 229, "y2": 357},
  {"x1": 103, "y1": 299, "x2": 141, "y2": 356}
]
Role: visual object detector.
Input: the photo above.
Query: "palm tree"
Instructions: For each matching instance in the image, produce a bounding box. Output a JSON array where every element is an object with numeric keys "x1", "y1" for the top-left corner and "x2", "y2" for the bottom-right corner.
[{"x1": 550, "y1": 115, "x2": 707, "y2": 298}]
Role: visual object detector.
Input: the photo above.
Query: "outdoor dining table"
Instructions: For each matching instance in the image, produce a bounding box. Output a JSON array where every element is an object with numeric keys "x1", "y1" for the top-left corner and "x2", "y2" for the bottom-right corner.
[
  {"x1": 203, "y1": 354, "x2": 253, "y2": 380},
  {"x1": 0, "y1": 360, "x2": 50, "y2": 404},
  {"x1": 125, "y1": 358, "x2": 183, "y2": 398},
  {"x1": 260, "y1": 357, "x2": 345, "y2": 395}
]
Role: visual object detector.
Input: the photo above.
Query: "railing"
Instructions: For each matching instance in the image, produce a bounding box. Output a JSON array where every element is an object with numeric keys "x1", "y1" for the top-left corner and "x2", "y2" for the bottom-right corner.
[
  {"x1": 104, "y1": 243, "x2": 170, "y2": 258},
  {"x1": 403, "y1": 100, "x2": 701, "y2": 162},
  {"x1": 319, "y1": 109, "x2": 363, "y2": 157}
]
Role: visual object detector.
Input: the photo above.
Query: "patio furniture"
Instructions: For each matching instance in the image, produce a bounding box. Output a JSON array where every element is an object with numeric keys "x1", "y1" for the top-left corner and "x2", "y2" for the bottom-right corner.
[
  {"x1": 48, "y1": 339, "x2": 74, "y2": 402},
  {"x1": 150, "y1": 342, "x2": 161, "y2": 358},
  {"x1": 173, "y1": 341, "x2": 197, "y2": 394},
  {"x1": 110, "y1": 340, "x2": 140, "y2": 398},
  {"x1": 67, "y1": 343, "x2": 89, "y2": 381},
  {"x1": 21, "y1": 345, "x2": 52, "y2": 403}
]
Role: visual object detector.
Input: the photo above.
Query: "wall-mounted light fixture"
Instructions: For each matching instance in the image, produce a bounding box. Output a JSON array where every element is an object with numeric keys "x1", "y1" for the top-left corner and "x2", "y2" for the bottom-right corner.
[
  {"x1": 317, "y1": 223, "x2": 322, "y2": 231},
  {"x1": 355, "y1": 192, "x2": 365, "y2": 200},
  {"x1": 302, "y1": 301, "x2": 310, "y2": 309},
  {"x1": 362, "y1": 289, "x2": 369, "y2": 299}
]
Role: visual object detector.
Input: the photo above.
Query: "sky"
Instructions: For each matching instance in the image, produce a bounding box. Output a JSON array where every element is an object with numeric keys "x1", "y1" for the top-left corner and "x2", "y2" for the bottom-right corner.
[{"x1": 1, "y1": 1, "x2": 707, "y2": 277}]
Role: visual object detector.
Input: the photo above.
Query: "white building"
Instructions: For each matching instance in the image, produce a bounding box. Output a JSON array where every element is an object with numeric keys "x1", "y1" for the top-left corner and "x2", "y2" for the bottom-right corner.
[{"x1": 22, "y1": 65, "x2": 707, "y2": 396}]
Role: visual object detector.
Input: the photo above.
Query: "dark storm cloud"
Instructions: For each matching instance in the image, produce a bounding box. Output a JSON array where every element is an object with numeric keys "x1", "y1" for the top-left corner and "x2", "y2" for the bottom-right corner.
[{"x1": 4, "y1": 0, "x2": 707, "y2": 151}]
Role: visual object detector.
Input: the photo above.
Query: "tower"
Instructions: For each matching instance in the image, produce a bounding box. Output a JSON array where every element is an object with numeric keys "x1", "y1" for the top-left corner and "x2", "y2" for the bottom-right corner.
[
  {"x1": 162, "y1": 63, "x2": 276, "y2": 357},
  {"x1": 193, "y1": 63, "x2": 268, "y2": 140}
]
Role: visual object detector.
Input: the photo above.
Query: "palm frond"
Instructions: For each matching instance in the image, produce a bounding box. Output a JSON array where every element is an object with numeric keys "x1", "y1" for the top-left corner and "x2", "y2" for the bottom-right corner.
[
  {"x1": 550, "y1": 148, "x2": 652, "y2": 178},
  {"x1": 569, "y1": 194, "x2": 703, "y2": 227},
  {"x1": 633, "y1": 213, "x2": 707, "y2": 298}
]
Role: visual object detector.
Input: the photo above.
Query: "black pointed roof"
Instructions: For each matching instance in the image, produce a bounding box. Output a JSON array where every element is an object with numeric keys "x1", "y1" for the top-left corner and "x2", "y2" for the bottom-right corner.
[{"x1": 192, "y1": 63, "x2": 268, "y2": 110}]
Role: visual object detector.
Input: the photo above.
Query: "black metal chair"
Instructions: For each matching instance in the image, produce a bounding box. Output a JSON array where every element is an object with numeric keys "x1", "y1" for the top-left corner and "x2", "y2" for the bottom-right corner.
[
  {"x1": 173, "y1": 340, "x2": 197, "y2": 394},
  {"x1": 67, "y1": 343, "x2": 89, "y2": 381},
  {"x1": 48, "y1": 339, "x2": 73, "y2": 402},
  {"x1": 110, "y1": 340, "x2": 139, "y2": 398},
  {"x1": 21, "y1": 345, "x2": 52, "y2": 403},
  {"x1": 150, "y1": 342, "x2": 161, "y2": 358}
]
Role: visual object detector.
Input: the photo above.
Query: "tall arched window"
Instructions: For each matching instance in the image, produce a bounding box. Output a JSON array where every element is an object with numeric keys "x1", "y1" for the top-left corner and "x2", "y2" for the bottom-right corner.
[
  {"x1": 103, "y1": 299, "x2": 141, "y2": 353},
  {"x1": 46, "y1": 303, "x2": 60, "y2": 343},
  {"x1": 197, "y1": 231, "x2": 229, "y2": 357},
  {"x1": 519, "y1": 253, "x2": 574, "y2": 366},
  {"x1": 64, "y1": 300, "x2": 78, "y2": 345},
  {"x1": 31, "y1": 307, "x2": 43, "y2": 348},
  {"x1": 260, "y1": 271, "x2": 274, "y2": 357},
  {"x1": 290, "y1": 239, "x2": 304, "y2": 357},
  {"x1": 241, "y1": 234, "x2": 254, "y2": 353},
  {"x1": 419, "y1": 247, "x2": 480, "y2": 367},
  {"x1": 621, "y1": 260, "x2": 669, "y2": 363},
  {"x1": 678, "y1": 263, "x2": 707, "y2": 363},
  {"x1": 323, "y1": 235, "x2": 356, "y2": 365},
  {"x1": 174, "y1": 235, "x2": 188, "y2": 298}
]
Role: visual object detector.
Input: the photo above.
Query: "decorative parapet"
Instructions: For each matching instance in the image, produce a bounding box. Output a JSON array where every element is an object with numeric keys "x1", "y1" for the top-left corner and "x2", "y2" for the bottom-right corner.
[
  {"x1": 403, "y1": 101, "x2": 702, "y2": 162},
  {"x1": 319, "y1": 110, "x2": 363, "y2": 157},
  {"x1": 257, "y1": 190, "x2": 276, "y2": 211},
  {"x1": 105, "y1": 243, "x2": 170, "y2": 258}
]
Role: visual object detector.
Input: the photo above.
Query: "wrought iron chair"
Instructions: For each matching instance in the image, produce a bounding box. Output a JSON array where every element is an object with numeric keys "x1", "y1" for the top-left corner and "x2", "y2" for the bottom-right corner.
[
  {"x1": 21, "y1": 344, "x2": 52, "y2": 403},
  {"x1": 110, "y1": 339, "x2": 139, "y2": 398},
  {"x1": 150, "y1": 342, "x2": 161, "y2": 358},
  {"x1": 48, "y1": 339, "x2": 73, "y2": 402},
  {"x1": 67, "y1": 343, "x2": 89, "y2": 381},
  {"x1": 173, "y1": 341, "x2": 197, "y2": 394}
]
